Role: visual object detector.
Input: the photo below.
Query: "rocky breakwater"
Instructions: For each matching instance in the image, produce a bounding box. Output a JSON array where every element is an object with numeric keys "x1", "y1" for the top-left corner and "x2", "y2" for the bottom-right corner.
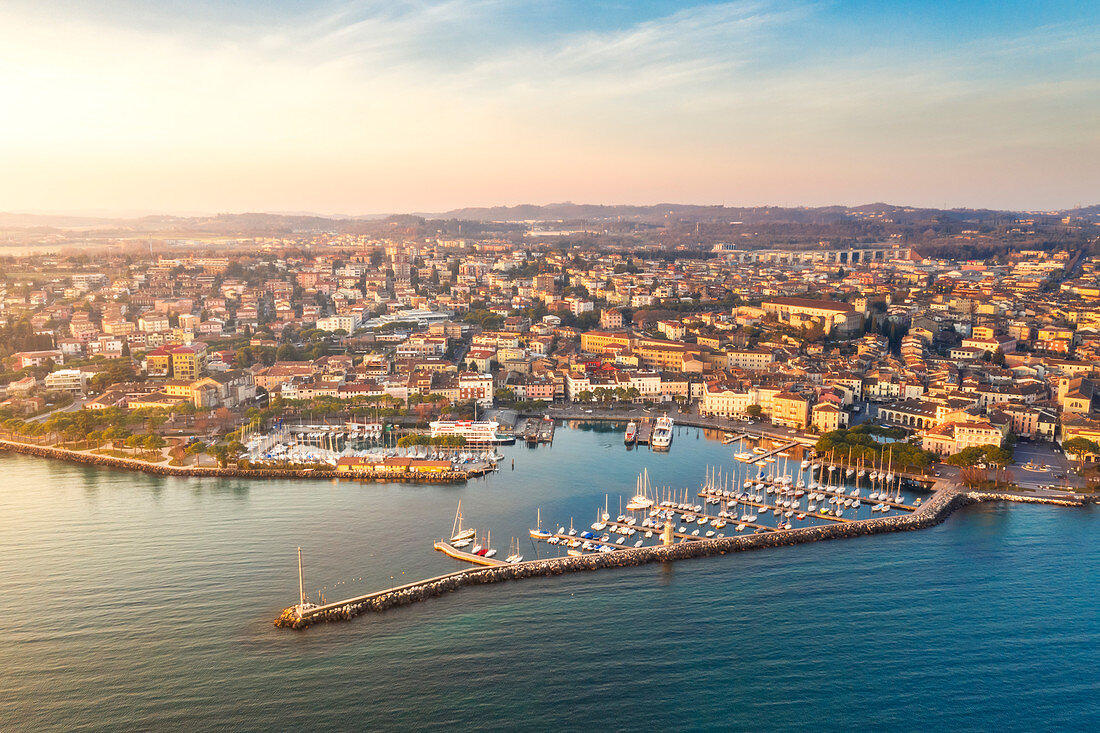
[
  {"x1": 276, "y1": 488, "x2": 971, "y2": 629},
  {"x1": 964, "y1": 490, "x2": 1092, "y2": 507}
]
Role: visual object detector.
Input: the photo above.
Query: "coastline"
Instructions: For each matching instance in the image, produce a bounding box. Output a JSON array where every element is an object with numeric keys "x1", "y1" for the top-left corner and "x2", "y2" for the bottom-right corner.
[{"x1": 0, "y1": 438, "x2": 489, "y2": 482}]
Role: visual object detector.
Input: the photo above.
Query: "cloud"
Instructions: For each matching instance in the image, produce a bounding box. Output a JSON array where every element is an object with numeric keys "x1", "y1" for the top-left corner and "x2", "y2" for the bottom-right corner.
[{"x1": 0, "y1": 1, "x2": 1095, "y2": 212}]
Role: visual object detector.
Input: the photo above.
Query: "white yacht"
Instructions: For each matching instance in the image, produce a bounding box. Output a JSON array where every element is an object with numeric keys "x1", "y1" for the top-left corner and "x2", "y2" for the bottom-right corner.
[{"x1": 650, "y1": 416, "x2": 674, "y2": 449}]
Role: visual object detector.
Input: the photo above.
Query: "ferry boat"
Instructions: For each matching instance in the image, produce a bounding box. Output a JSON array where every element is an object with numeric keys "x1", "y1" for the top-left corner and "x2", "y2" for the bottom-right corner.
[
  {"x1": 650, "y1": 416, "x2": 674, "y2": 449},
  {"x1": 429, "y1": 419, "x2": 510, "y2": 444},
  {"x1": 624, "y1": 421, "x2": 638, "y2": 445}
]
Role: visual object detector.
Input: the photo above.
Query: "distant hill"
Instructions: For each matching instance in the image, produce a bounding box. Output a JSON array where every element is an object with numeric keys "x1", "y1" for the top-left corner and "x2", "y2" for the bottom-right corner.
[
  {"x1": 424, "y1": 202, "x2": 1026, "y2": 225},
  {"x1": 1, "y1": 202, "x2": 1094, "y2": 233}
]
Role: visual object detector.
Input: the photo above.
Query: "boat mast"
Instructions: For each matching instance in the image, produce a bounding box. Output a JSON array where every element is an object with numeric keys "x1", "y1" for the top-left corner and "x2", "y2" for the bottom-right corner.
[{"x1": 297, "y1": 546, "x2": 305, "y2": 607}]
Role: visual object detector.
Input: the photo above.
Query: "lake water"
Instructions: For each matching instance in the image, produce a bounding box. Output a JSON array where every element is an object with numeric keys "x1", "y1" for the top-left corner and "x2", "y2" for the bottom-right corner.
[{"x1": 1, "y1": 424, "x2": 1097, "y2": 731}]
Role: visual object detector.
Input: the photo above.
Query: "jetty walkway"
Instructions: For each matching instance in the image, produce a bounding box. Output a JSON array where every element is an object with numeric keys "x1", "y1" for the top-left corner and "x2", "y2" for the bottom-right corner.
[
  {"x1": 275, "y1": 480, "x2": 1095, "y2": 629},
  {"x1": 743, "y1": 441, "x2": 800, "y2": 465}
]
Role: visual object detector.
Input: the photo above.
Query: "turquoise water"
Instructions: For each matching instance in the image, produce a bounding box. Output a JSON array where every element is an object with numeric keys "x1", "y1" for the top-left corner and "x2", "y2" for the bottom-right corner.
[{"x1": 1, "y1": 424, "x2": 1097, "y2": 731}]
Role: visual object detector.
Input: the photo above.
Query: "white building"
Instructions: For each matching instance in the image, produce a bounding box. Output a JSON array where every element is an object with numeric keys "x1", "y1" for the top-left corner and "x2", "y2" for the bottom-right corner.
[
  {"x1": 44, "y1": 368, "x2": 88, "y2": 393},
  {"x1": 316, "y1": 314, "x2": 361, "y2": 333}
]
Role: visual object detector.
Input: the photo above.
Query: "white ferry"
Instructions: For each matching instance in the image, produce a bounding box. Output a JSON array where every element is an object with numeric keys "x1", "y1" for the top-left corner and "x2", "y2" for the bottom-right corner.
[
  {"x1": 651, "y1": 416, "x2": 674, "y2": 450},
  {"x1": 428, "y1": 420, "x2": 510, "y2": 444}
]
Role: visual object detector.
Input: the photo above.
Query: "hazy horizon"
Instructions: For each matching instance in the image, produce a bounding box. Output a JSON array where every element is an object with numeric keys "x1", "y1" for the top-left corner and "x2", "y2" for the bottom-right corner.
[
  {"x1": 2, "y1": 197, "x2": 1098, "y2": 223},
  {"x1": 2, "y1": 1, "x2": 1097, "y2": 215}
]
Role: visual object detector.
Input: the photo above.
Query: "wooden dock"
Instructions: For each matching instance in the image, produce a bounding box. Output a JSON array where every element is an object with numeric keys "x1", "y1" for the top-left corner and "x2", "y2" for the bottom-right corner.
[
  {"x1": 744, "y1": 441, "x2": 799, "y2": 465},
  {"x1": 433, "y1": 540, "x2": 508, "y2": 566},
  {"x1": 693, "y1": 492, "x2": 854, "y2": 524},
  {"x1": 697, "y1": 484, "x2": 915, "y2": 514}
]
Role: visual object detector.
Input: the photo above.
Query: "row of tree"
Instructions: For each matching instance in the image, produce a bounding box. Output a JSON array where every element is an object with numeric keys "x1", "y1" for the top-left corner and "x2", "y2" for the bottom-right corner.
[{"x1": 814, "y1": 425, "x2": 937, "y2": 471}]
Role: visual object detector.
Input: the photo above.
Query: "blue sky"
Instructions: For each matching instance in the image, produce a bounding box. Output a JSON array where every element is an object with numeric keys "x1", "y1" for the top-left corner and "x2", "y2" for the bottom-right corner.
[{"x1": 0, "y1": 1, "x2": 1096, "y2": 214}]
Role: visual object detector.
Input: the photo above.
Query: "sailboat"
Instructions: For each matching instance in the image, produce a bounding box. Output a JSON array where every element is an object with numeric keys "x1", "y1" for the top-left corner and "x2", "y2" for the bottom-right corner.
[
  {"x1": 450, "y1": 501, "x2": 476, "y2": 543},
  {"x1": 529, "y1": 508, "x2": 552, "y2": 539},
  {"x1": 626, "y1": 469, "x2": 655, "y2": 510},
  {"x1": 505, "y1": 537, "x2": 523, "y2": 564}
]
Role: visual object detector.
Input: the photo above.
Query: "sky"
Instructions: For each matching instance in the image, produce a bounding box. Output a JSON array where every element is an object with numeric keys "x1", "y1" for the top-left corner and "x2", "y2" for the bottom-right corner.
[{"x1": 0, "y1": 0, "x2": 1097, "y2": 216}]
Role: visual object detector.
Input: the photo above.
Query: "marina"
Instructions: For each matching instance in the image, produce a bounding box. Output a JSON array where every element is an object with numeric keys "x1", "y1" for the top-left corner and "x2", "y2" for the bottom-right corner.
[
  {"x1": 278, "y1": 479, "x2": 1093, "y2": 628},
  {"x1": 277, "y1": 429, "x2": 955, "y2": 625},
  {"x1": 4, "y1": 424, "x2": 1099, "y2": 731}
]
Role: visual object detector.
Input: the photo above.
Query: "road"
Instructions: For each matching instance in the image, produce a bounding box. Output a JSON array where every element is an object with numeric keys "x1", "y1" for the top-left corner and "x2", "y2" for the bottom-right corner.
[{"x1": 26, "y1": 397, "x2": 86, "y2": 423}]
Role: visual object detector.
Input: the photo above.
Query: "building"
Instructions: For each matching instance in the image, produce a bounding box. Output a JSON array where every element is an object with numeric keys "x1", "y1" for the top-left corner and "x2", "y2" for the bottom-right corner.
[
  {"x1": 811, "y1": 402, "x2": 847, "y2": 433},
  {"x1": 336, "y1": 456, "x2": 451, "y2": 475},
  {"x1": 599, "y1": 308, "x2": 623, "y2": 329},
  {"x1": 458, "y1": 372, "x2": 494, "y2": 407},
  {"x1": 700, "y1": 382, "x2": 756, "y2": 418},
  {"x1": 761, "y1": 297, "x2": 861, "y2": 337},
  {"x1": 772, "y1": 391, "x2": 810, "y2": 429},
  {"x1": 169, "y1": 342, "x2": 208, "y2": 381},
  {"x1": 11, "y1": 350, "x2": 63, "y2": 369},
  {"x1": 43, "y1": 369, "x2": 88, "y2": 393},
  {"x1": 921, "y1": 420, "x2": 1010, "y2": 456},
  {"x1": 189, "y1": 370, "x2": 256, "y2": 408},
  {"x1": 317, "y1": 314, "x2": 361, "y2": 333},
  {"x1": 726, "y1": 348, "x2": 775, "y2": 371}
]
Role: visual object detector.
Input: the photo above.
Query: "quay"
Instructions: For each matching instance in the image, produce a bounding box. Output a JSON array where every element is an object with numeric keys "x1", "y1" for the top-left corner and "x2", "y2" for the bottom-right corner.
[{"x1": 276, "y1": 482, "x2": 1095, "y2": 630}]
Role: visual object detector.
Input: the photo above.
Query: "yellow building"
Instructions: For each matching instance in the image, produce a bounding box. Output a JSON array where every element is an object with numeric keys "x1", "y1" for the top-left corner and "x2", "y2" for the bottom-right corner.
[
  {"x1": 772, "y1": 391, "x2": 810, "y2": 429},
  {"x1": 580, "y1": 331, "x2": 633, "y2": 353},
  {"x1": 336, "y1": 457, "x2": 451, "y2": 474},
  {"x1": 169, "y1": 342, "x2": 208, "y2": 381}
]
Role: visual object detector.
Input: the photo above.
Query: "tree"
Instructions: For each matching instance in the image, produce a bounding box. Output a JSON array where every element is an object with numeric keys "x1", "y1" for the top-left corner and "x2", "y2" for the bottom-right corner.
[
  {"x1": 142, "y1": 434, "x2": 166, "y2": 456},
  {"x1": 1062, "y1": 437, "x2": 1100, "y2": 470},
  {"x1": 209, "y1": 444, "x2": 231, "y2": 467},
  {"x1": 945, "y1": 446, "x2": 988, "y2": 467},
  {"x1": 745, "y1": 404, "x2": 763, "y2": 418}
]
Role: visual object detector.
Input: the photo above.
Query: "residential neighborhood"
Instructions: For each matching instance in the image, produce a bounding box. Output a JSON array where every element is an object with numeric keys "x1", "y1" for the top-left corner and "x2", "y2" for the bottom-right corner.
[{"x1": 2, "y1": 207, "x2": 1099, "y2": 484}]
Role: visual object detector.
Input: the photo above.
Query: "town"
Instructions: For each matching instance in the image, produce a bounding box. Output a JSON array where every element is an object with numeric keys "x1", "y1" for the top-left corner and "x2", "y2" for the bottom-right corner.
[{"x1": 2, "y1": 204, "x2": 1100, "y2": 489}]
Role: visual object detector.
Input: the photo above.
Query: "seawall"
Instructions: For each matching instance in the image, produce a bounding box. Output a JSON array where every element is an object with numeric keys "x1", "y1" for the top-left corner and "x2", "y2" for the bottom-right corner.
[{"x1": 0, "y1": 439, "x2": 483, "y2": 483}]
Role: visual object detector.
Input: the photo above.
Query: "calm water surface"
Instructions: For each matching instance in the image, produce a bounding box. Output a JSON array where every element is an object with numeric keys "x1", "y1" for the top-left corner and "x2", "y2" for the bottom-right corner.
[{"x1": 1, "y1": 424, "x2": 1097, "y2": 731}]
